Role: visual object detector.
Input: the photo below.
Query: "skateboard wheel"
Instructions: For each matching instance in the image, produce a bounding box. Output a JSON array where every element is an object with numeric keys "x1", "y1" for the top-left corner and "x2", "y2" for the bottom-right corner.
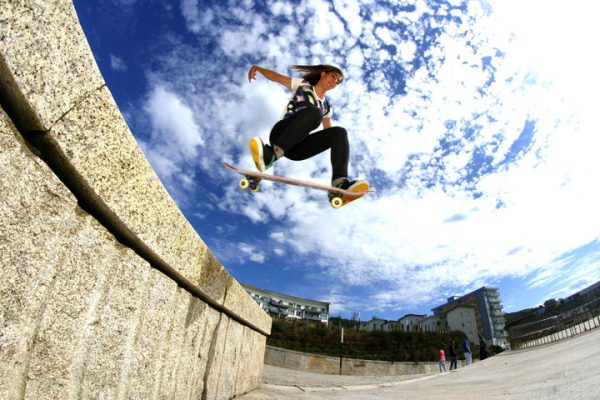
[
  {"x1": 250, "y1": 183, "x2": 260, "y2": 193},
  {"x1": 330, "y1": 197, "x2": 343, "y2": 209},
  {"x1": 239, "y1": 178, "x2": 250, "y2": 190}
]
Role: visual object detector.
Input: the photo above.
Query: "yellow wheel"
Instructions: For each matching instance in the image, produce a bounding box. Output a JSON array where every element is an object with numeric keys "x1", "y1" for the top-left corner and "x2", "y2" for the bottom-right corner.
[
  {"x1": 330, "y1": 197, "x2": 344, "y2": 209},
  {"x1": 250, "y1": 183, "x2": 260, "y2": 193},
  {"x1": 239, "y1": 178, "x2": 250, "y2": 190}
]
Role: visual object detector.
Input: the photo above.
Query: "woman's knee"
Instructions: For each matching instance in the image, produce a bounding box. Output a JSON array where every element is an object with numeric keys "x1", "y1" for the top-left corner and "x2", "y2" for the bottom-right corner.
[
  {"x1": 329, "y1": 126, "x2": 348, "y2": 143},
  {"x1": 331, "y1": 126, "x2": 347, "y2": 137}
]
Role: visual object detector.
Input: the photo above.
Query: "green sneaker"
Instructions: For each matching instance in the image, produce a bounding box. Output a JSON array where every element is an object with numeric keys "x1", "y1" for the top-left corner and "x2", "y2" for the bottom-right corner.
[
  {"x1": 333, "y1": 178, "x2": 369, "y2": 192},
  {"x1": 249, "y1": 137, "x2": 276, "y2": 172}
]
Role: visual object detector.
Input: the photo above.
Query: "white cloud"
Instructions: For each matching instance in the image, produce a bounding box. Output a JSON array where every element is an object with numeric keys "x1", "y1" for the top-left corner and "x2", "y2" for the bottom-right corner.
[
  {"x1": 143, "y1": 84, "x2": 203, "y2": 159},
  {"x1": 180, "y1": 0, "x2": 213, "y2": 33},
  {"x1": 137, "y1": 83, "x2": 204, "y2": 202},
  {"x1": 110, "y1": 54, "x2": 127, "y2": 71},
  {"x1": 239, "y1": 243, "x2": 266, "y2": 263},
  {"x1": 111, "y1": 0, "x2": 137, "y2": 6},
  {"x1": 306, "y1": 0, "x2": 344, "y2": 41},
  {"x1": 332, "y1": 0, "x2": 362, "y2": 37}
]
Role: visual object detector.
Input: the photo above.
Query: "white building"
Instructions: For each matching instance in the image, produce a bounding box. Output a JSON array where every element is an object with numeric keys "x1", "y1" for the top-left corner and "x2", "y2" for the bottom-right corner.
[
  {"x1": 242, "y1": 282, "x2": 329, "y2": 324},
  {"x1": 398, "y1": 314, "x2": 426, "y2": 331},
  {"x1": 446, "y1": 306, "x2": 478, "y2": 342},
  {"x1": 362, "y1": 317, "x2": 387, "y2": 331},
  {"x1": 382, "y1": 320, "x2": 400, "y2": 332},
  {"x1": 419, "y1": 315, "x2": 442, "y2": 332}
]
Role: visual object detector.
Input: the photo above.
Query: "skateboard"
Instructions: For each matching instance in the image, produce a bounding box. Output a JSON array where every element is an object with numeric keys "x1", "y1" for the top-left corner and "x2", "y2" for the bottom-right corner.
[{"x1": 223, "y1": 162, "x2": 371, "y2": 208}]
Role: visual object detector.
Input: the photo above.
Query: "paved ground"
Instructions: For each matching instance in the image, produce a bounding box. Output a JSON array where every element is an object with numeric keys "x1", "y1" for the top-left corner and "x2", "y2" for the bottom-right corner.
[{"x1": 238, "y1": 327, "x2": 600, "y2": 399}]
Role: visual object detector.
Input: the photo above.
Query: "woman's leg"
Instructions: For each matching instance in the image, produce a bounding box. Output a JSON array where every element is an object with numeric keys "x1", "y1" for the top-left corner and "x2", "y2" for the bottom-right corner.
[
  {"x1": 270, "y1": 107, "x2": 322, "y2": 154},
  {"x1": 284, "y1": 126, "x2": 349, "y2": 181},
  {"x1": 269, "y1": 107, "x2": 350, "y2": 181}
]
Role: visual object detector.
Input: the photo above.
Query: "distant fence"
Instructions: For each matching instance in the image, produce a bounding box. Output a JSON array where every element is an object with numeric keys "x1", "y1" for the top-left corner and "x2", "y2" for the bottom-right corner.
[{"x1": 509, "y1": 305, "x2": 600, "y2": 349}]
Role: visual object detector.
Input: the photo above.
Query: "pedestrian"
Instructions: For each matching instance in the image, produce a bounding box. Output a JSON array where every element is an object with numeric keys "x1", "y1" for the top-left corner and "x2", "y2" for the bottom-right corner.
[
  {"x1": 438, "y1": 347, "x2": 447, "y2": 372},
  {"x1": 449, "y1": 339, "x2": 458, "y2": 370},
  {"x1": 247, "y1": 64, "x2": 368, "y2": 193},
  {"x1": 462, "y1": 338, "x2": 472, "y2": 366},
  {"x1": 479, "y1": 334, "x2": 488, "y2": 360}
]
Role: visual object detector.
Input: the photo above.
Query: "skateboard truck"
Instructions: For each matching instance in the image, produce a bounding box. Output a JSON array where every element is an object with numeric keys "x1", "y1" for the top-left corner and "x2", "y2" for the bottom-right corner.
[
  {"x1": 239, "y1": 176, "x2": 261, "y2": 193},
  {"x1": 327, "y1": 192, "x2": 344, "y2": 208}
]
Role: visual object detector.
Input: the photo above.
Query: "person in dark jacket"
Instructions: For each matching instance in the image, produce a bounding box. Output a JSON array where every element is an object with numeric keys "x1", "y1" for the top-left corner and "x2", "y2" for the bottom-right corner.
[
  {"x1": 449, "y1": 339, "x2": 458, "y2": 370},
  {"x1": 479, "y1": 335, "x2": 488, "y2": 360}
]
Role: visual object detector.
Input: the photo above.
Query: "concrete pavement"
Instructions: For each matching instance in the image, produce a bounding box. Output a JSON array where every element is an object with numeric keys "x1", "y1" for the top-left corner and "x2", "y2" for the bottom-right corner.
[{"x1": 238, "y1": 327, "x2": 600, "y2": 399}]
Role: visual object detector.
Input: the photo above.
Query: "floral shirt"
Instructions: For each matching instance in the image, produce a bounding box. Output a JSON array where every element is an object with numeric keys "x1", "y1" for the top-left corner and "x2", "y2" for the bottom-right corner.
[{"x1": 282, "y1": 77, "x2": 333, "y2": 120}]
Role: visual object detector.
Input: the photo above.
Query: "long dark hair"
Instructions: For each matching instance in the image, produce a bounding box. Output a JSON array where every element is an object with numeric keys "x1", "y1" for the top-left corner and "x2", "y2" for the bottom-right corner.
[{"x1": 291, "y1": 64, "x2": 344, "y2": 86}]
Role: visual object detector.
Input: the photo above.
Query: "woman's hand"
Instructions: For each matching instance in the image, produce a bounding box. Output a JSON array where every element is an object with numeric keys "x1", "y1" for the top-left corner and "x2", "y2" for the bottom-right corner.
[
  {"x1": 248, "y1": 65, "x2": 260, "y2": 82},
  {"x1": 247, "y1": 65, "x2": 291, "y2": 88}
]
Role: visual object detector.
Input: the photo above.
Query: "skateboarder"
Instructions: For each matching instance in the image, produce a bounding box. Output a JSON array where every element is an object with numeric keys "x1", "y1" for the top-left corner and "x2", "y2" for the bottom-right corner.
[{"x1": 247, "y1": 64, "x2": 368, "y2": 192}]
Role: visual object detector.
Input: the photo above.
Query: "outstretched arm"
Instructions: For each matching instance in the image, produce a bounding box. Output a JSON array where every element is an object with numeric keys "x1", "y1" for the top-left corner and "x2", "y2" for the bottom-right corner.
[{"x1": 248, "y1": 65, "x2": 291, "y2": 88}]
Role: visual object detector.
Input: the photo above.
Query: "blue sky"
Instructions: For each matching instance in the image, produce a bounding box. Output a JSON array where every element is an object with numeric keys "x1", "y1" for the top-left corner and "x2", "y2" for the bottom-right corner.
[{"x1": 72, "y1": 0, "x2": 600, "y2": 320}]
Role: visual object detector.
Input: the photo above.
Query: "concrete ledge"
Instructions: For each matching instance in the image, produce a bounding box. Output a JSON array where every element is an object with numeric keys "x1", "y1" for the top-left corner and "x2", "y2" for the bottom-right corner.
[{"x1": 265, "y1": 346, "x2": 465, "y2": 376}]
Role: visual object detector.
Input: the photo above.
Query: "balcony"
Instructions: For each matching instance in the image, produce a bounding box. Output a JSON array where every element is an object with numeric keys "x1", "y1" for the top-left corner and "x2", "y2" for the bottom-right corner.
[
  {"x1": 494, "y1": 323, "x2": 506, "y2": 331},
  {"x1": 269, "y1": 300, "x2": 289, "y2": 309}
]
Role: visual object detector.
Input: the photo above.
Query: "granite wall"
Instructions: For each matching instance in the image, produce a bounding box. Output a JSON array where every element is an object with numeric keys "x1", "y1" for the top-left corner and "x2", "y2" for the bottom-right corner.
[{"x1": 0, "y1": 1, "x2": 270, "y2": 399}]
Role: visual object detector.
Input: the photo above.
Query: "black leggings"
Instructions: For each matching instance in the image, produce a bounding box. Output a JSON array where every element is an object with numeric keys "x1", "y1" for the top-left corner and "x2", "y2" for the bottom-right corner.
[{"x1": 269, "y1": 107, "x2": 349, "y2": 180}]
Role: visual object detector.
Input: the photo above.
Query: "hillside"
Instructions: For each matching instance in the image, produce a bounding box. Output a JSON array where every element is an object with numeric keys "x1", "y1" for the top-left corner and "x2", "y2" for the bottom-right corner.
[{"x1": 266, "y1": 318, "x2": 501, "y2": 362}]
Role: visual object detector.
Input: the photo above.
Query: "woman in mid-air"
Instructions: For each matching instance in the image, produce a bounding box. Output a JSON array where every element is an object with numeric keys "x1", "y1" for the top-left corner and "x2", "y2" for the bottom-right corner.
[{"x1": 247, "y1": 64, "x2": 368, "y2": 192}]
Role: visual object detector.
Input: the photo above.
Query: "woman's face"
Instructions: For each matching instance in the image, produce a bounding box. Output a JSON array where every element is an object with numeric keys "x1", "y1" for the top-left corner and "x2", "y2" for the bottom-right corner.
[{"x1": 320, "y1": 71, "x2": 344, "y2": 91}]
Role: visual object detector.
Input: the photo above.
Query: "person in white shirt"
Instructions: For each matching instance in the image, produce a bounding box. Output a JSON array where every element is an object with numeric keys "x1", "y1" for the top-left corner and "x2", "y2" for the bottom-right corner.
[{"x1": 247, "y1": 64, "x2": 367, "y2": 191}]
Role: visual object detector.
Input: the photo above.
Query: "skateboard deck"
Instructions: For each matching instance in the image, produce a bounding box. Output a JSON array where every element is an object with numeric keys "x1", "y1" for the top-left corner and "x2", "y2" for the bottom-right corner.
[{"x1": 223, "y1": 162, "x2": 371, "y2": 208}]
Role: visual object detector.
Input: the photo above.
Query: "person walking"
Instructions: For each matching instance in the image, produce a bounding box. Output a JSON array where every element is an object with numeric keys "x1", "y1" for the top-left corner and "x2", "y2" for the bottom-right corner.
[
  {"x1": 479, "y1": 334, "x2": 488, "y2": 361},
  {"x1": 438, "y1": 347, "x2": 447, "y2": 372},
  {"x1": 462, "y1": 338, "x2": 472, "y2": 366},
  {"x1": 247, "y1": 64, "x2": 368, "y2": 192},
  {"x1": 449, "y1": 339, "x2": 458, "y2": 370}
]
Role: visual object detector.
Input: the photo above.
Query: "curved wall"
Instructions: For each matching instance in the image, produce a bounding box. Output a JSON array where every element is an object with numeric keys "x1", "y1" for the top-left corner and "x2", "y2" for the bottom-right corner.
[{"x1": 0, "y1": 1, "x2": 270, "y2": 399}]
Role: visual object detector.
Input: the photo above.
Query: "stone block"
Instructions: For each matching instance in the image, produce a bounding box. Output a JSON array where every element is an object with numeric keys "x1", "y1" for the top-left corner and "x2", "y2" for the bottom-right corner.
[
  {"x1": 198, "y1": 252, "x2": 233, "y2": 305},
  {"x1": 170, "y1": 297, "x2": 210, "y2": 398},
  {"x1": 202, "y1": 315, "x2": 230, "y2": 400},
  {"x1": 17, "y1": 215, "x2": 154, "y2": 400},
  {"x1": 152, "y1": 288, "x2": 193, "y2": 398},
  {"x1": 118, "y1": 268, "x2": 179, "y2": 399},
  {"x1": 0, "y1": 0, "x2": 104, "y2": 129},
  {"x1": 49, "y1": 86, "x2": 209, "y2": 285},
  {"x1": 249, "y1": 330, "x2": 266, "y2": 389},
  {"x1": 215, "y1": 319, "x2": 245, "y2": 399},
  {"x1": 0, "y1": 108, "x2": 79, "y2": 399},
  {"x1": 187, "y1": 307, "x2": 221, "y2": 399},
  {"x1": 223, "y1": 279, "x2": 271, "y2": 335},
  {"x1": 233, "y1": 327, "x2": 256, "y2": 395}
]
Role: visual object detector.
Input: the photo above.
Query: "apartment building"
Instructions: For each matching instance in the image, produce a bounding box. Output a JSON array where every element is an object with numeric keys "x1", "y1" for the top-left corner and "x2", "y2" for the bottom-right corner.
[
  {"x1": 432, "y1": 287, "x2": 508, "y2": 347},
  {"x1": 241, "y1": 282, "x2": 330, "y2": 324},
  {"x1": 446, "y1": 306, "x2": 478, "y2": 342}
]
